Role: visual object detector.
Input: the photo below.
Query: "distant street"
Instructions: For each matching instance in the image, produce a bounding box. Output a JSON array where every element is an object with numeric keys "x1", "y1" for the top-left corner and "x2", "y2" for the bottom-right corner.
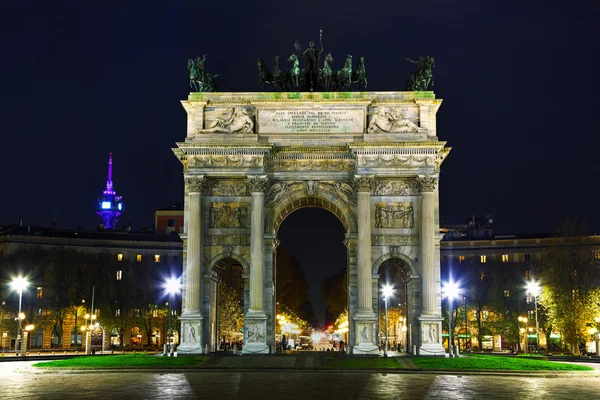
[{"x1": 2, "y1": 361, "x2": 600, "y2": 399}]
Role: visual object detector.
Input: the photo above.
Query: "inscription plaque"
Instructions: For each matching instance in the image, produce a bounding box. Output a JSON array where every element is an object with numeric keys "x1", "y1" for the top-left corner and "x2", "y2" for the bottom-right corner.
[{"x1": 258, "y1": 106, "x2": 364, "y2": 134}]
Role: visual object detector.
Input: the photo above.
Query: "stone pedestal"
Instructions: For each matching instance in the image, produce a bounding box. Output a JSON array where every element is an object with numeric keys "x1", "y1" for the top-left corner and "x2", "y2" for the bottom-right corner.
[
  {"x1": 418, "y1": 317, "x2": 445, "y2": 356},
  {"x1": 178, "y1": 176, "x2": 205, "y2": 355}
]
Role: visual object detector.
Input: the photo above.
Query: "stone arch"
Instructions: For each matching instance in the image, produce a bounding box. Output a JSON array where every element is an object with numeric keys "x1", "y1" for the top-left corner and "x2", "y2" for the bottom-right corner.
[
  {"x1": 265, "y1": 189, "x2": 357, "y2": 234},
  {"x1": 208, "y1": 253, "x2": 249, "y2": 275},
  {"x1": 372, "y1": 252, "x2": 419, "y2": 278}
]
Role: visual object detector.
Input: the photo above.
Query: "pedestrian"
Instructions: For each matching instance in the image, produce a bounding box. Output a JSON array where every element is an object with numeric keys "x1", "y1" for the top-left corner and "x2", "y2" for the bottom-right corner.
[
  {"x1": 281, "y1": 334, "x2": 287, "y2": 353},
  {"x1": 339, "y1": 340, "x2": 344, "y2": 353}
]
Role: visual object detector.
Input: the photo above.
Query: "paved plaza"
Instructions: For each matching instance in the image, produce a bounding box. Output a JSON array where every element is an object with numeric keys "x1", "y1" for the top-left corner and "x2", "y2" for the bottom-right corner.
[{"x1": 2, "y1": 361, "x2": 600, "y2": 399}]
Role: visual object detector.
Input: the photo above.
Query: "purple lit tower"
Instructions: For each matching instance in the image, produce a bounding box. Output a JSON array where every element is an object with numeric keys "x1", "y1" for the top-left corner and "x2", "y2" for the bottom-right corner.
[{"x1": 97, "y1": 153, "x2": 123, "y2": 229}]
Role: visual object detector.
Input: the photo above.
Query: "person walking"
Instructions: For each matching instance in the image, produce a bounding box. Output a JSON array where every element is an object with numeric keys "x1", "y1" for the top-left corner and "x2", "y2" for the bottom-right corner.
[{"x1": 281, "y1": 334, "x2": 287, "y2": 354}]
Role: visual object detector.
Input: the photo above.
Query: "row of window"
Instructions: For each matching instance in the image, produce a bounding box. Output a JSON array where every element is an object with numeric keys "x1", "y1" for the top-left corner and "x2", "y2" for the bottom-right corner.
[
  {"x1": 117, "y1": 254, "x2": 165, "y2": 263},
  {"x1": 461, "y1": 250, "x2": 600, "y2": 264}
]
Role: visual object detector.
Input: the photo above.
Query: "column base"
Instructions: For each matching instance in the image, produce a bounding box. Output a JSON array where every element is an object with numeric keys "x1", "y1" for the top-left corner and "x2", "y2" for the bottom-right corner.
[
  {"x1": 353, "y1": 312, "x2": 378, "y2": 355},
  {"x1": 177, "y1": 314, "x2": 203, "y2": 355},
  {"x1": 418, "y1": 316, "x2": 445, "y2": 357},
  {"x1": 243, "y1": 311, "x2": 270, "y2": 355}
]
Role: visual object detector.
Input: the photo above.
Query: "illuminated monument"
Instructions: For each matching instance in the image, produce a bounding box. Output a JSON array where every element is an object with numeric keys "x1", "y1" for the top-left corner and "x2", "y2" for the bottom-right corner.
[{"x1": 97, "y1": 153, "x2": 123, "y2": 229}]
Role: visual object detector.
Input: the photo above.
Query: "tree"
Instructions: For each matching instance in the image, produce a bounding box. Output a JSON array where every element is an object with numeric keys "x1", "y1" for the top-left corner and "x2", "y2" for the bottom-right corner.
[
  {"x1": 321, "y1": 267, "x2": 347, "y2": 318},
  {"x1": 538, "y1": 219, "x2": 600, "y2": 355},
  {"x1": 217, "y1": 283, "x2": 244, "y2": 341}
]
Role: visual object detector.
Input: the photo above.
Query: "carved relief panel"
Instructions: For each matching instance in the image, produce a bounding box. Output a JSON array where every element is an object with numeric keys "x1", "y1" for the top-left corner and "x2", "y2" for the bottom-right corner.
[
  {"x1": 209, "y1": 203, "x2": 249, "y2": 228},
  {"x1": 374, "y1": 202, "x2": 414, "y2": 228}
]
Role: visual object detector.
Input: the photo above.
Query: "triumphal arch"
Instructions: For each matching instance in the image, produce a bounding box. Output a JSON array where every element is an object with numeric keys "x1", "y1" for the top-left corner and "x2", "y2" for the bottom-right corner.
[{"x1": 173, "y1": 91, "x2": 450, "y2": 356}]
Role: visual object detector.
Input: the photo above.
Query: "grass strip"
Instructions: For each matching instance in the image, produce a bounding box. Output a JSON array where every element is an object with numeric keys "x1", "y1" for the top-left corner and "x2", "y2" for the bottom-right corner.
[
  {"x1": 412, "y1": 355, "x2": 593, "y2": 371},
  {"x1": 33, "y1": 354, "x2": 207, "y2": 369}
]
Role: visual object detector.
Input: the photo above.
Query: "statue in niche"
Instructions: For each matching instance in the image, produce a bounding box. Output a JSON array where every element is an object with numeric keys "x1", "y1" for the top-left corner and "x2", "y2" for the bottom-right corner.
[
  {"x1": 374, "y1": 203, "x2": 414, "y2": 228},
  {"x1": 428, "y1": 324, "x2": 438, "y2": 344},
  {"x1": 367, "y1": 108, "x2": 425, "y2": 133},
  {"x1": 209, "y1": 205, "x2": 249, "y2": 228},
  {"x1": 198, "y1": 106, "x2": 254, "y2": 134},
  {"x1": 188, "y1": 324, "x2": 197, "y2": 343},
  {"x1": 361, "y1": 324, "x2": 370, "y2": 342}
]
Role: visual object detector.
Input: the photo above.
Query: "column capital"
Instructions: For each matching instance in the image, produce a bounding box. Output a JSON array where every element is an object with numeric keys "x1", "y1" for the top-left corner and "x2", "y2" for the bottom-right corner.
[
  {"x1": 416, "y1": 175, "x2": 438, "y2": 192},
  {"x1": 247, "y1": 175, "x2": 269, "y2": 193},
  {"x1": 353, "y1": 175, "x2": 375, "y2": 193},
  {"x1": 184, "y1": 175, "x2": 207, "y2": 193}
]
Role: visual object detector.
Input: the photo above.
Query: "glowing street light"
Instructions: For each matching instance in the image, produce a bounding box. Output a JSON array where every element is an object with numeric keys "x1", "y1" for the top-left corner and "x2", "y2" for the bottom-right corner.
[
  {"x1": 442, "y1": 280, "x2": 461, "y2": 356},
  {"x1": 10, "y1": 276, "x2": 29, "y2": 354},
  {"x1": 163, "y1": 277, "x2": 181, "y2": 356},
  {"x1": 526, "y1": 280, "x2": 541, "y2": 353},
  {"x1": 381, "y1": 284, "x2": 395, "y2": 358}
]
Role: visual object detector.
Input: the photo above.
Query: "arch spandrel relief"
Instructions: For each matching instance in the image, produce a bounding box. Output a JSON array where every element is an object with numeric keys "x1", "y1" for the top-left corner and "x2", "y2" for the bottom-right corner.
[{"x1": 174, "y1": 92, "x2": 449, "y2": 357}]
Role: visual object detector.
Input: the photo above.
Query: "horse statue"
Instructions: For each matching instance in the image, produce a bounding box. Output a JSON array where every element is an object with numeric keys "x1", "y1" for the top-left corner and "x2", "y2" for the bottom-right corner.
[
  {"x1": 187, "y1": 58, "x2": 201, "y2": 91},
  {"x1": 320, "y1": 53, "x2": 334, "y2": 91},
  {"x1": 407, "y1": 56, "x2": 435, "y2": 90},
  {"x1": 272, "y1": 55, "x2": 291, "y2": 91},
  {"x1": 352, "y1": 56, "x2": 367, "y2": 90},
  {"x1": 288, "y1": 53, "x2": 301, "y2": 91},
  {"x1": 335, "y1": 54, "x2": 353, "y2": 91},
  {"x1": 257, "y1": 58, "x2": 273, "y2": 88},
  {"x1": 187, "y1": 54, "x2": 218, "y2": 92}
]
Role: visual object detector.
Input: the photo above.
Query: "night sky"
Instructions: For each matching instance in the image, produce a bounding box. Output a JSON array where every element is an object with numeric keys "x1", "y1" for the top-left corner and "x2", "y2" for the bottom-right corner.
[{"x1": 1, "y1": 2, "x2": 598, "y2": 234}]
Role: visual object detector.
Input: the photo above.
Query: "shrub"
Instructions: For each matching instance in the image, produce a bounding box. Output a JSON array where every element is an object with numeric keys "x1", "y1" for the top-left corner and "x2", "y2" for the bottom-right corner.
[{"x1": 472, "y1": 346, "x2": 479, "y2": 352}]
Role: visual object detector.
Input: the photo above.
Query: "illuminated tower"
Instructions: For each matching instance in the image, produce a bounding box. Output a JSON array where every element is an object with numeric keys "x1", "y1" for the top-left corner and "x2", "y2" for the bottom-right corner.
[{"x1": 97, "y1": 153, "x2": 123, "y2": 229}]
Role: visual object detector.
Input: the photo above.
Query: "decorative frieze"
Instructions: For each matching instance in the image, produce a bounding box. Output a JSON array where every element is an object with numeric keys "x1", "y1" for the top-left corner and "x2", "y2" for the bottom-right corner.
[
  {"x1": 367, "y1": 107, "x2": 425, "y2": 133},
  {"x1": 184, "y1": 175, "x2": 207, "y2": 193},
  {"x1": 373, "y1": 180, "x2": 418, "y2": 196},
  {"x1": 374, "y1": 202, "x2": 414, "y2": 228},
  {"x1": 247, "y1": 175, "x2": 269, "y2": 193},
  {"x1": 371, "y1": 235, "x2": 419, "y2": 246},
  {"x1": 189, "y1": 155, "x2": 263, "y2": 168},
  {"x1": 209, "y1": 203, "x2": 249, "y2": 228},
  {"x1": 319, "y1": 181, "x2": 357, "y2": 205},
  {"x1": 209, "y1": 180, "x2": 248, "y2": 196},
  {"x1": 357, "y1": 155, "x2": 434, "y2": 168},
  {"x1": 206, "y1": 235, "x2": 251, "y2": 246},
  {"x1": 198, "y1": 106, "x2": 254, "y2": 134},
  {"x1": 416, "y1": 175, "x2": 438, "y2": 192},
  {"x1": 268, "y1": 158, "x2": 356, "y2": 171}
]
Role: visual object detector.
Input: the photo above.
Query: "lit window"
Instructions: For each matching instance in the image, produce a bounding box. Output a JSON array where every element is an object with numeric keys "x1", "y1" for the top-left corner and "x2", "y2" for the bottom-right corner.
[
  {"x1": 525, "y1": 270, "x2": 530, "y2": 279},
  {"x1": 504, "y1": 290, "x2": 510, "y2": 297},
  {"x1": 117, "y1": 253, "x2": 123, "y2": 262},
  {"x1": 480, "y1": 255, "x2": 487, "y2": 263},
  {"x1": 526, "y1": 294, "x2": 532, "y2": 304},
  {"x1": 524, "y1": 253, "x2": 531, "y2": 262},
  {"x1": 134, "y1": 309, "x2": 140, "y2": 318},
  {"x1": 482, "y1": 310, "x2": 489, "y2": 320},
  {"x1": 502, "y1": 254, "x2": 509, "y2": 263},
  {"x1": 38, "y1": 308, "x2": 42, "y2": 316},
  {"x1": 459, "y1": 255, "x2": 465, "y2": 263},
  {"x1": 115, "y1": 309, "x2": 121, "y2": 317},
  {"x1": 136, "y1": 254, "x2": 142, "y2": 262},
  {"x1": 116, "y1": 270, "x2": 122, "y2": 281},
  {"x1": 480, "y1": 272, "x2": 485, "y2": 281},
  {"x1": 36, "y1": 287, "x2": 43, "y2": 299},
  {"x1": 154, "y1": 255, "x2": 160, "y2": 263},
  {"x1": 95, "y1": 309, "x2": 100, "y2": 317},
  {"x1": 152, "y1": 309, "x2": 159, "y2": 318},
  {"x1": 594, "y1": 250, "x2": 600, "y2": 259}
]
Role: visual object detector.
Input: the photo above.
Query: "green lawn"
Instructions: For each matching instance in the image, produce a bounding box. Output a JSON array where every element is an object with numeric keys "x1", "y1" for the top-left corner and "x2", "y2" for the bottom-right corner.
[
  {"x1": 413, "y1": 355, "x2": 593, "y2": 371},
  {"x1": 323, "y1": 357, "x2": 402, "y2": 369},
  {"x1": 33, "y1": 354, "x2": 208, "y2": 369}
]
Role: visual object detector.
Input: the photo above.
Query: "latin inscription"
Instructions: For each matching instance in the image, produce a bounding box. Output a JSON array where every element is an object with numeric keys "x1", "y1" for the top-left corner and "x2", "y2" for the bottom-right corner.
[{"x1": 258, "y1": 107, "x2": 364, "y2": 134}]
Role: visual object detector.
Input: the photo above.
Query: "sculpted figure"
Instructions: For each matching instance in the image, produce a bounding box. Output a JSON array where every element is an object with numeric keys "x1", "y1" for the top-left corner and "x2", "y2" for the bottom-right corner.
[
  {"x1": 198, "y1": 107, "x2": 254, "y2": 134},
  {"x1": 368, "y1": 108, "x2": 424, "y2": 133}
]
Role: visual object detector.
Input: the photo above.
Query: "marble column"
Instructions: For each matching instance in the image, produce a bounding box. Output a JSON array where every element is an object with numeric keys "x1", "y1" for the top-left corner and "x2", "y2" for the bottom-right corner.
[
  {"x1": 417, "y1": 175, "x2": 445, "y2": 356},
  {"x1": 353, "y1": 175, "x2": 378, "y2": 354},
  {"x1": 178, "y1": 175, "x2": 206, "y2": 355},
  {"x1": 243, "y1": 175, "x2": 270, "y2": 354}
]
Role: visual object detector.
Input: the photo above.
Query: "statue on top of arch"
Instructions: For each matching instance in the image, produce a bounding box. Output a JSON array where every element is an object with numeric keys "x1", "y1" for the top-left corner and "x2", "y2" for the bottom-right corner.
[{"x1": 257, "y1": 30, "x2": 368, "y2": 92}]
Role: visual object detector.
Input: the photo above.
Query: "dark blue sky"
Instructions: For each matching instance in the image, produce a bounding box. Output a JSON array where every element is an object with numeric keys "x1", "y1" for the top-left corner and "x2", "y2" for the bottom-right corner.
[{"x1": 1, "y1": 1, "x2": 599, "y2": 235}]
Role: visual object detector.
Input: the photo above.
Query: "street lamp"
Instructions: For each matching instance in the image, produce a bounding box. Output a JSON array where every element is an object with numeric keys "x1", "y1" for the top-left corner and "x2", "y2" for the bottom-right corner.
[
  {"x1": 526, "y1": 280, "x2": 541, "y2": 353},
  {"x1": 10, "y1": 276, "x2": 28, "y2": 354},
  {"x1": 442, "y1": 280, "x2": 461, "y2": 357},
  {"x1": 381, "y1": 284, "x2": 395, "y2": 358},
  {"x1": 164, "y1": 277, "x2": 181, "y2": 356}
]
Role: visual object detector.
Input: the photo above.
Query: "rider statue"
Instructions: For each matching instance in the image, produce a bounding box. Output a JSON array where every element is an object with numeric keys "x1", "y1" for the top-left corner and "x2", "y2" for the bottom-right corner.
[{"x1": 302, "y1": 30, "x2": 323, "y2": 91}]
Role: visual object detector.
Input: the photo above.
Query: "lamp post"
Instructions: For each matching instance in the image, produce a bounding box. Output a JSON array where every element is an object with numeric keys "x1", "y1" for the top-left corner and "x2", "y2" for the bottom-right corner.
[
  {"x1": 442, "y1": 280, "x2": 461, "y2": 357},
  {"x1": 526, "y1": 280, "x2": 541, "y2": 353},
  {"x1": 381, "y1": 284, "x2": 395, "y2": 358},
  {"x1": 10, "y1": 277, "x2": 28, "y2": 354},
  {"x1": 164, "y1": 277, "x2": 181, "y2": 357}
]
